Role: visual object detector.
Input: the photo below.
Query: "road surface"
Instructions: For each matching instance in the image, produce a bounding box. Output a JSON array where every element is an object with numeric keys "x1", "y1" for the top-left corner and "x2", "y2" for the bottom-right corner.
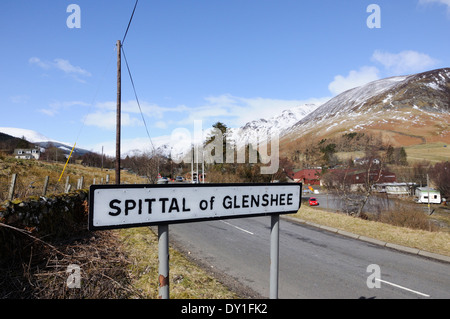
[{"x1": 169, "y1": 216, "x2": 450, "y2": 299}]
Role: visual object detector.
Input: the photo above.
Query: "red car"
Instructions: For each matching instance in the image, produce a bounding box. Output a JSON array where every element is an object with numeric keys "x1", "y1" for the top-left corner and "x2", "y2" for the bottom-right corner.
[{"x1": 309, "y1": 197, "x2": 319, "y2": 206}]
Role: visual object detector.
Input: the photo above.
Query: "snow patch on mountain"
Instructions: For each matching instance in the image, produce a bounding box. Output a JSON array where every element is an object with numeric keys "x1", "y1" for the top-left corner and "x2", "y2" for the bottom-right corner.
[
  {"x1": 0, "y1": 127, "x2": 56, "y2": 143},
  {"x1": 227, "y1": 103, "x2": 319, "y2": 146}
]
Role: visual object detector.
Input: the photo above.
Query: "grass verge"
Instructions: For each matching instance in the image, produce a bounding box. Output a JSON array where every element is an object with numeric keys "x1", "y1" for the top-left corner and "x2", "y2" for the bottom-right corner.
[
  {"x1": 117, "y1": 227, "x2": 239, "y2": 299},
  {"x1": 292, "y1": 205, "x2": 450, "y2": 257}
]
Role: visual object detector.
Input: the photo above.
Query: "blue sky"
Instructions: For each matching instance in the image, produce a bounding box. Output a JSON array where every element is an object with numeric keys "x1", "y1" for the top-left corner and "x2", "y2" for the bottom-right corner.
[{"x1": 1, "y1": 0, "x2": 449, "y2": 156}]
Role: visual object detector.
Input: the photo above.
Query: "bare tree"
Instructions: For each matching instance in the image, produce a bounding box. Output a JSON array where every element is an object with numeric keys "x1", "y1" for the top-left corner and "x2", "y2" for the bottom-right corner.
[
  {"x1": 429, "y1": 161, "x2": 450, "y2": 199},
  {"x1": 123, "y1": 149, "x2": 161, "y2": 184},
  {"x1": 322, "y1": 150, "x2": 387, "y2": 218}
]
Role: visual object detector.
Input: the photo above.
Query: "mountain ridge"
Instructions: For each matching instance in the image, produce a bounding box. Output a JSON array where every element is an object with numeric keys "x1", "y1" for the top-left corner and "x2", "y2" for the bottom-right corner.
[
  {"x1": 2, "y1": 68, "x2": 449, "y2": 160},
  {"x1": 282, "y1": 67, "x2": 450, "y2": 147}
]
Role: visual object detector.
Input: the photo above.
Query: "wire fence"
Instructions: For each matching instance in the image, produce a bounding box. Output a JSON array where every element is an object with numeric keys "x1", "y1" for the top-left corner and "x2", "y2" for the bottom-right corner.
[{"x1": 0, "y1": 173, "x2": 114, "y2": 202}]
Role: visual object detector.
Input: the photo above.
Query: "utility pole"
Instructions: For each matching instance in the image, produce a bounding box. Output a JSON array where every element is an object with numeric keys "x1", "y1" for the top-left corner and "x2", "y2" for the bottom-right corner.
[
  {"x1": 116, "y1": 40, "x2": 121, "y2": 185},
  {"x1": 427, "y1": 174, "x2": 431, "y2": 215}
]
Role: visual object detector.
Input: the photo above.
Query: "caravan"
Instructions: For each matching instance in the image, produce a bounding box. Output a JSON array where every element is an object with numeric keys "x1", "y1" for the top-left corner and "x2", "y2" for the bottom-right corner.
[{"x1": 415, "y1": 187, "x2": 441, "y2": 204}]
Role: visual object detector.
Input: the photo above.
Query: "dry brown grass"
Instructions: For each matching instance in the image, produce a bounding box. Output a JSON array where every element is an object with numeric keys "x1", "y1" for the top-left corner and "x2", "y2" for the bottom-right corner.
[
  {"x1": 118, "y1": 227, "x2": 238, "y2": 299},
  {"x1": 0, "y1": 156, "x2": 146, "y2": 201},
  {"x1": 0, "y1": 156, "x2": 238, "y2": 299},
  {"x1": 0, "y1": 230, "x2": 138, "y2": 299},
  {"x1": 293, "y1": 205, "x2": 450, "y2": 257}
]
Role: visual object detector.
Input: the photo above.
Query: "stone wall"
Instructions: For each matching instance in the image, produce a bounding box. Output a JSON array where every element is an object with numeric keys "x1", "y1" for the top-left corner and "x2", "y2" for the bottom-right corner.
[{"x1": 0, "y1": 190, "x2": 89, "y2": 263}]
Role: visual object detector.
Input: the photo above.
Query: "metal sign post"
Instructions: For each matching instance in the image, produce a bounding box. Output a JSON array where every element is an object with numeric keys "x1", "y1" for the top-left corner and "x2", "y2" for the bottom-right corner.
[
  {"x1": 158, "y1": 224, "x2": 169, "y2": 299},
  {"x1": 270, "y1": 214, "x2": 280, "y2": 299},
  {"x1": 88, "y1": 183, "x2": 302, "y2": 299}
]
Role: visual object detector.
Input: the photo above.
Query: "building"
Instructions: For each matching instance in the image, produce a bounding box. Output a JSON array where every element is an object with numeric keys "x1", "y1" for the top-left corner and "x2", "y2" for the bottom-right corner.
[
  {"x1": 14, "y1": 147, "x2": 41, "y2": 160},
  {"x1": 373, "y1": 182, "x2": 416, "y2": 195},
  {"x1": 321, "y1": 168, "x2": 397, "y2": 190},
  {"x1": 288, "y1": 169, "x2": 321, "y2": 185},
  {"x1": 415, "y1": 187, "x2": 441, "y2": 204}
]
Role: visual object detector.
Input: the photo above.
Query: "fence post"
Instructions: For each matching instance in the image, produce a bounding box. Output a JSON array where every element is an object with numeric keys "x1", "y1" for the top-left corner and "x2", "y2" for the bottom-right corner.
[
  {"x1": 42, "y1": 176, "x2": 49, "y2": 196},
  {"x1": 65, "y1": 176, "x2": 70, "y2": 193},
  {"x1": 8, "y1": 174, "x2": 17, "y2": 201}
]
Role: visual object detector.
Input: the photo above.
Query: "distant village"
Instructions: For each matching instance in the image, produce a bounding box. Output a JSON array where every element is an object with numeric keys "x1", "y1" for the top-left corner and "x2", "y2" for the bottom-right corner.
[
  {"x1": 12, "y1": 145, "x2": 445, "y2": 206},
  {"x1": 287, "y1": 166, "x2": 443, "y2": 205}
]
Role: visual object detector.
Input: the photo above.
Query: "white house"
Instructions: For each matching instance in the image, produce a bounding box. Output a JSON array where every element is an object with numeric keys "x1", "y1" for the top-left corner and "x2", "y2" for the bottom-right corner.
[
  {"x1": 415, "y1": 187, "x2": 441, "y2": 204},
  {"x1": 14, "y1": 147, "x2": 41, "y2": 160}
]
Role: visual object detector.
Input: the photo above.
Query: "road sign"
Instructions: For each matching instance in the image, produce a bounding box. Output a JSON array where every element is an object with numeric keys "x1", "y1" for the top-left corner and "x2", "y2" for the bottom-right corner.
[{"x1": 88, "y1": 183, "x2": 302, "y2": 230}]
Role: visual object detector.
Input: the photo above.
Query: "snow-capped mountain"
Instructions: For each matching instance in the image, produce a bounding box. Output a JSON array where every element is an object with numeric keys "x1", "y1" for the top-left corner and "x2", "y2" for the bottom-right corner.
[
  {"x1": 0, "y1": 127, "x2": 55, "y2": 144},
  {"x1": 227, "y1": 103, "x2": 319, "y2": 147},
  {"x1": 283, "y1": 68, "x2": 450, "y2": 146}
]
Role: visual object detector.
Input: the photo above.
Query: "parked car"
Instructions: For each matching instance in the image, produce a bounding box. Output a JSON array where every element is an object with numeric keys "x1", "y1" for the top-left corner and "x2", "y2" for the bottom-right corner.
[
  {"x1": 157, "y1": 177, "x2": 169, "y2": 184},
  {"x1": 175, "y1": 176, "x2": 184, "y2": 182},
  {"x1": 309, "y1": 197, "x2": 319, "y2": 206}
]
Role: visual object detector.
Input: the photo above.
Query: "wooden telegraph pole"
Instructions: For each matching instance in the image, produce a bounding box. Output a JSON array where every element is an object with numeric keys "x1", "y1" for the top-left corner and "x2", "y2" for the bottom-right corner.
[{"x1": 116, "y1": 40, "x2": 121, "y2": 185}]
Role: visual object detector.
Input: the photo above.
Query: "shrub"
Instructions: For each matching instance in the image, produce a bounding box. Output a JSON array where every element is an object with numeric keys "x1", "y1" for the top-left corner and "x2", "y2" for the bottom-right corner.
[{"x1": 376, "y1": 203, "x2": 438, "y2": 231}]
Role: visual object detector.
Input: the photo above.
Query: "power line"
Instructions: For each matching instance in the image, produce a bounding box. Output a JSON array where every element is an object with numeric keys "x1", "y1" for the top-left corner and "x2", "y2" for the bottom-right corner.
[
  {"x1": 122, "y1": 0, "x2": 139, "y2": 45},
  {"x1": 121, "y1": 45, "x2": 156, "y2": 153},
  {"x1": 120, "y1": 0, "x2": 156, "y2": 153}
]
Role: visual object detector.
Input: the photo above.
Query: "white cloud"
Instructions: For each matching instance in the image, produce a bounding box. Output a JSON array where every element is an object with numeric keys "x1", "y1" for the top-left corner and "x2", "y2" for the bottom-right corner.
[
  {"x1": 10, "y1": 95, "x2": 29, "y2": 104},
  {"x1": 29, "y1": 57, "x2": 50, "y2": 69},
  {"x1": 83, "y1": 111, "x2": 141, "y2": 130},
  {"x1": 29, "y1": 57, "x2": 91, "y2": 82},
  {"x1": 177, "y1": 94, "x2": 330, "y2": 127},
  {"x1": 83, "y1": 100, "x2": 189, "y2": 130},
  {"x1": 39, "y1": 100, "x2": 89, "y2": 117},
  {"x1": 89, "y1": 135, "x2": 174, "y2": 157},
  {"x1": 419, "y1": 0, "x2": 450, "y2": 13},
  {"x1": 53, "y1": 59, "x2": 91, "y2": 77},
  {"x1": 328, "y1": 66, "x2": 380, "y2": 95},
  {"x1": 371, "y1": 50, "x2": 439, "y2": 74}
]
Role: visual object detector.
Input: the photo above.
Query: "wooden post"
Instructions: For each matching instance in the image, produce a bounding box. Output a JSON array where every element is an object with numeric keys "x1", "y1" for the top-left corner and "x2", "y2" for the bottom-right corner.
[
  {"x1": 65, "y1": 176, "x2": 70, "y2": 193},
  {"x1": 8, "y1": 174, "x2": 17, "y2": 201},
  {"x1": 116, "y1": 40, "x2": 121, "y2": 185},
  {"x1": 42, "y1": 176, "x2": 49, "y2": 196}
]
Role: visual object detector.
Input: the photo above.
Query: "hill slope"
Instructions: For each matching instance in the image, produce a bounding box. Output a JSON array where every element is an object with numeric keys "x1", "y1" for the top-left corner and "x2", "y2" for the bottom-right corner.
[{"x1": 282, "y1": 68, "x2": 450, "y2": 147}]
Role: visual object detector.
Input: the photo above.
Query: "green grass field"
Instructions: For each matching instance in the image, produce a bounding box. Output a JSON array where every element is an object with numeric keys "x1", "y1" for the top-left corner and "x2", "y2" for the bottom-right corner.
[{"x1": 404, "y1": 142, "x2": 450, "y2": 163}]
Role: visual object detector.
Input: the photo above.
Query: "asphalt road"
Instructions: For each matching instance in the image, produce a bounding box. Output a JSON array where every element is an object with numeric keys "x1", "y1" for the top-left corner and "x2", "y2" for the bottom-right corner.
[{"x1": 169, "y1": 216, "x2": 450, "y2": 299}]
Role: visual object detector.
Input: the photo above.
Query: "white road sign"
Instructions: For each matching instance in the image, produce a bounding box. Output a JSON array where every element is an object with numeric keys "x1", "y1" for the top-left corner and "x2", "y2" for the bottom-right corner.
[{"x1": 88, "y1": 183, "x2": 302, "y2": 230}]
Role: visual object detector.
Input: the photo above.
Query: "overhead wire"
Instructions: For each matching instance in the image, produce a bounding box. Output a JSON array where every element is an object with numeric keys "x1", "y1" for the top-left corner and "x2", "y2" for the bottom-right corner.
[
  {"x1": 59, "y1": 0, "x2": 149, "y2": 183},
  {"x1": 121, "y1": 45, "x2": 156, "y2": 153},
  {"x1": 119, "y1": 0, "x2": 157, "y2": 154},
  {"x1": 122, "y1": 0, "x2": 139, "y2": 46}
]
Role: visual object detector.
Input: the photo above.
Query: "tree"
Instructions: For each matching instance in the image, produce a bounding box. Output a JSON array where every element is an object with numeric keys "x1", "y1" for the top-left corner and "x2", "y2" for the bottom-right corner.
[
  {"x1": 393, "y1": 147, "x2": 408, "y2": 166},
  {"x1": 204, "y1": 121, "x2": 229, "y2": 164},
  {"x1": 429, "y1": 161, "x2": 450, "y2": 198},
  {"x1": 322, "y1": 145, "x2": 387, "y2": 218}
]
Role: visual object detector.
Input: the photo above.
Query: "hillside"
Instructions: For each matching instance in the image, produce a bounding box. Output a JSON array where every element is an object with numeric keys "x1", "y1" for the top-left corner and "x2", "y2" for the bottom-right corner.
[
  {"x1": 281, "y1": 68, "x2": 450, "y2": 149},
  {"x1": 0, "y1": 127, "x2": 92, "y2": 156}
]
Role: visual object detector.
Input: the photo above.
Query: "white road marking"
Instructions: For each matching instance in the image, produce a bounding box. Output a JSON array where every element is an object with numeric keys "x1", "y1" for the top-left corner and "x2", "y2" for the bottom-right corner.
[
  {"x1": 220, "y1": 220, "x2": 254, "y2": 235},
  {"x1": 376, "y1": 278, "x2": 431, "y2": 297}
]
